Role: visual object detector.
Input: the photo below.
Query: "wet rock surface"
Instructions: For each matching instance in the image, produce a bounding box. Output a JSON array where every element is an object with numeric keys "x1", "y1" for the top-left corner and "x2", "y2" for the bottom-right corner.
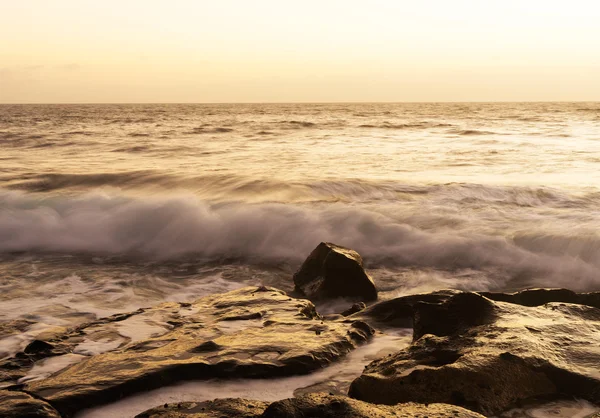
[
  {"x1": 18, "y1": 286, "x2": 373, "y2": 416},
  {"x1": 263, "y1": 393, "x2": 485, "y2": 417},
  {"x1": 349, "y1": 291, "x2": 600, "y2": 416},
  {"x1": 3, "y1": 285, "x2": 600, "y2": 417},
  {"x1": 137, "y1": 393, "x2": 485, "y2": 418},
  {"x1": 481, "y1": 287, "x2": 600, "y2": 309},
  {"x1": 0, "y1": 389, "x2": 61, "y2": 418},
  {"x1": 352, "y1": 289, "x2": 459, "y2": 327},
  {"x1": 293, "y1": 242, "x2": 377, "y2": 301},
  {"x1": 136, "y1": 398, "x2": 269, "y2": 418}
]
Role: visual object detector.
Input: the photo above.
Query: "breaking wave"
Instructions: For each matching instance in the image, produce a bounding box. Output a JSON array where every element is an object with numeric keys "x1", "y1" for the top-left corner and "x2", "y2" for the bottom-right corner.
[{"x1": 1, "y1": 189, "x2": 600, "y2": 291}]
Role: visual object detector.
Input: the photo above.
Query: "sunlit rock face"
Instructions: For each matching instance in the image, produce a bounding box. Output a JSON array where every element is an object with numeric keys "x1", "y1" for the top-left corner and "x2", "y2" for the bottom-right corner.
[
  {"x1": 349, "y1": 291, "x2": 600, "y2": 416},
  {"x1": 262, "y1": 393, "x2": 485, "y2": 418},
  {"x1": 293, "y1": 242, "x2": 377, "y2": 302},
  {"x1": 19, "y1": 286, "x2": 373, "y2": 417},
  {"x1": 136, "y1": 398, "x2": 269, "y2": 418},
  {"x1": 136, "y1": 393, "x2": 485, "y2": 418},
  {"x1": 0, "y1": 390, "x2": 61, "y2": 418}
]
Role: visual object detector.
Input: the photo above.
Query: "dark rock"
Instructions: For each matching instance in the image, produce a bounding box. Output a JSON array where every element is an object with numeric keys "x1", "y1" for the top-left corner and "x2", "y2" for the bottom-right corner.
[
  {"x1": 352, "y1": 289, "x2": 459, "y2": 327},
  {"x1": 412, "y1": 292, "x2": 496, "y2": 340},
  {"x1": 24, "y1": 340, "x2": 55, "y2": 355},
  {"x1": 25, "y1": 286, "x2": 374, "y2": 417},
  {"x1": 341, "y1": 302, "x2": 366, "y2": 317},
  {"x1": 481, "y1": 287, "x2": 600, "y2": 309},
  {"x1": 0, "y1": 390, "x2": 61, "y2": 418},
  {"x1": 349, "y1": 291, "x2": 600, "y2": 416},
  {"x1": 293, "y1": 242, "x2": 377, "y2": 301},
  {"x1": 261, "y1": 393, "x2": 485, "y2": 417},
  {"x1": 135, "y1": 398, "x2": 268, "y2": 418}
]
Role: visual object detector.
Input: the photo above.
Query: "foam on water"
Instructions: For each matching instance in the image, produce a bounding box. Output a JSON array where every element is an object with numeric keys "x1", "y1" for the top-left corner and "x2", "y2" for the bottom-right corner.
[
  {"x1": 74, "y1": 338, "x2": 124, "y2": 356},
  {"x1": 114, "y1": 315, "x2": 171, "y2": 342},
  {"x1": 1, "y1": 189, "x2": 600, "y2": 291},
  {"x1": 498, "y1": 399, "x2": 599, "y2": 418},
  {"x1": 18, "y1": 353, "x2": 86, "y2": 384}
]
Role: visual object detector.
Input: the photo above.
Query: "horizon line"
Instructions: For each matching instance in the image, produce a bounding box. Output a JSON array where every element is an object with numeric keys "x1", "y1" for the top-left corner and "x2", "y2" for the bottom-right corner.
[{"x1": 0, "y1": 100, "x2": 598, "y2": 105}]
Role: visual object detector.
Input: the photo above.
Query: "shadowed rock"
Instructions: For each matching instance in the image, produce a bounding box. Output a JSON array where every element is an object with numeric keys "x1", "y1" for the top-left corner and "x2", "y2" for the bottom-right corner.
[
  {"x1": 341, "y1": 302, "x2": 366, "y2": 317},
  {"x1": 23, "y1": 286, "x2": 373, "y2": 417},
  {"x1": 351, "y1": 289, "x2": 459, "y2": 327},
  {"x1": 0, "y1": 390, "x2": 61, "y2": 418},
  {"x1": 293, "y1": 242, "x2": 377, "y2": 301},
  {"x1": 481, "y1": 287, "x2": 600, "y2": 309},
  {"x1": 349, "y1": 291, "x2": 600, "y2": 416},
  {"x1": 136, "y1": 393, "x2": 484, "y2": 418}
]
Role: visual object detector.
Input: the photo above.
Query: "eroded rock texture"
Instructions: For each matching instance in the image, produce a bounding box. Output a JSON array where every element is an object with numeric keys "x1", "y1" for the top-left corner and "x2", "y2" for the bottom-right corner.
[
  {"x1": 0, "y1": 389, "x2": 61, "y2": 418},
  {"x1": 263, "y1": 393, "x2": 485, "y2": 417},
  {"x1": 481, "y1": 287, "x2": 600, "y2": 308},
  {"x1": 137, "y1": 393, "x2": 485, "y2": 418},
  {"x1": 20, "y1": 286, "x2": 373, "y2": 416},
  {"x1": 352, "y1": 289, "x2": 459, "y2": 327},
  {"x1": 136, "y1": 398, "x2": 269, "y2": 418},
  {"x1": 293, "y1": 242, "x2": 377, "y2": 301},
  {"x1": 349, "y1": 291, "x2": 600, "y2": 416}
]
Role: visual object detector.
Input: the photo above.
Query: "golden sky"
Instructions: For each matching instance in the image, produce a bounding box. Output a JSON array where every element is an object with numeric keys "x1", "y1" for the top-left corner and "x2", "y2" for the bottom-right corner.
[{"x1": 1, "y1": 0, "x2": 599, "y2": 103}]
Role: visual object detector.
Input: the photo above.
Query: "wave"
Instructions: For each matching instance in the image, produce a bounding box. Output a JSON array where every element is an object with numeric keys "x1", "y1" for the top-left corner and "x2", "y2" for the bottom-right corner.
[
  {"x1": 358, "y1": 123, "x2": 422, "y2": 129},
  {"x1": 4, "y1": 174, "x2": 598, "y2": 210},
  {"x1": 188, "y1": 127, "x2": 234, "y2": 134},
  {"x1": 447, "y1": 129, "x2": 498, "y2": 136},
  {"x1": 111, "y1": 146, "x2": 151, "y2": 153},
  {"x1": 277, "y1": 121, "x2": 317, "y2": 129},
  {"x1": 1, "y1": 190, "x2": 600, "y2": 291},
  {"x1": 62, "y1": 131, "x2": 94, "y2": 136}
]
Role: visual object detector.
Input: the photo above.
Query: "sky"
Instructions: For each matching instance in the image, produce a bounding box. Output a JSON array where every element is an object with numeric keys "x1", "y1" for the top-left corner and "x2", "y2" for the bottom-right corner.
[{"x1": 1, "y1": 0, "x2": 599, "y2": 103}]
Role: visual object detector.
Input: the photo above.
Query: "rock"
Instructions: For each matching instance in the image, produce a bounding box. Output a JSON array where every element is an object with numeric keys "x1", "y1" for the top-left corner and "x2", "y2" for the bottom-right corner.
[
  {"x1": 480, "y1": 287, "x2": 600, "y2": 309},
  {"x1": 24, "y1": 286, "x2": 374, "y2": 416},
  {"x1": 261, "y1": 393, "x2": 485, "y2": 417},
  {"x1": 135, "y1": 394, "x2": 485, "y2": 418},
  {"x1": 0, "y1": 390, "x2": 61, "y2": 418},
  {"x1": 349, "y1": 291, "x2": 600, "y2": 416},
  {"x1": 293, "y1": 242, "x2": 377, "y2": 301},
  {"x1": 135, "y1": 398, "x2": 268, "y2": 418},
  {"x1": 341, "y1": 302, "x2": 366, "y2": 317},
  {"x1": 352, "y1": 289, "x2": 459, "y2": 327},
  {"x1": 24, "y1": 340, "x2": 55, "y2": 355}
]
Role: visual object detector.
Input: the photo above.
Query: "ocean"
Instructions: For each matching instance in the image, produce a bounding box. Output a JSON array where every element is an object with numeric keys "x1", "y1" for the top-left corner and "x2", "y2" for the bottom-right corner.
[{"x1": 1, "y1": 102, "x2": 600, "y2": 416}]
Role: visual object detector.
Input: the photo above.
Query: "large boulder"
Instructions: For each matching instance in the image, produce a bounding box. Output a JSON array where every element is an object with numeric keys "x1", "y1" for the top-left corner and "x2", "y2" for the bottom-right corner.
[
  {"x1": 0, "y1": 390, "x2": 61, "y2": 418},
  {"x1": 136, "y1": 394, "x2": 485, "y2": 418},
  {"x1": 293, "y1": 242, "x2": 377, "y2": 301},
  {"x1": 349, "y1": 291, "x2": 600, "y2": 416},
  {"x1": 18, "y1": 286, "x2": 373, "y2": 417}
]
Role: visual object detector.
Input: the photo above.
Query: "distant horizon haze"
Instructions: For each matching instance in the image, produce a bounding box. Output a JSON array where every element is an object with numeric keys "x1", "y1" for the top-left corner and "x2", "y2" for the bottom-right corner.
[{"x1": 1, "y1": 0, "x2": 599, "y2": 103}]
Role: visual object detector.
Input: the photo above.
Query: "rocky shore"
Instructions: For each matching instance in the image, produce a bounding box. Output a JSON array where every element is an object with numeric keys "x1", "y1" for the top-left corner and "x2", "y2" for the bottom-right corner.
[{"x1": 1, "y1": 242, "x2": 600, "y2": 417}]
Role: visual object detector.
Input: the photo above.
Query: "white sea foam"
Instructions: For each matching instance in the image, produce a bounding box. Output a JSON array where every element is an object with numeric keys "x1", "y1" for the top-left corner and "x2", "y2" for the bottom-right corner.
[
  {"x1": 74, "y1": 338, "x2": 124, "y2": 356},
  {"x1": 1, "y1": 190, "x2": 600, "y2": 291},
  {"x1": 18, "y1": 353, "x2": 86, "y2": 384},
  {"x1": 498, "y1": 399, "x2": 599, "y2": 418}
]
